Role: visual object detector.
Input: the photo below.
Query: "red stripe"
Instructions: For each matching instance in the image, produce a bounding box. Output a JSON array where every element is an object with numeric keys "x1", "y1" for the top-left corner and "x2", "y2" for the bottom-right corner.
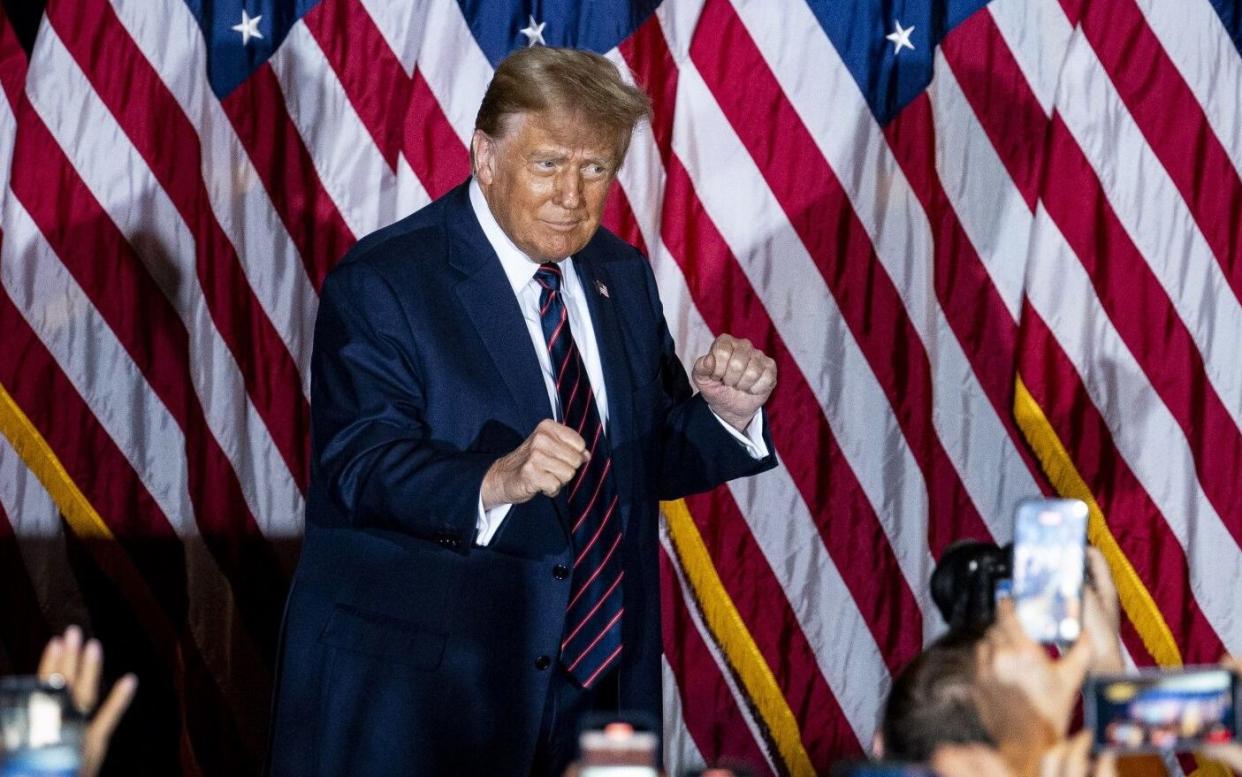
[
  {"x1": 567, "y1": 531, "x2": 623, "y2": 610},
  {"x1": 692, "y1": 0, "x2": 994, "y2": 557},
  {"x1": 561, "y1": 571, "x2": 624, "y2": 649},
  {"x1": 403, "y1": 71, "x2": 471, "y2": 199},
  {"x1": 581, "y1": 643, "x2": 624, "y2": 689},
  {"x1": 303, "y1": 0, "x2": 410, "y2": 171},
  {"x1": 1069, "y1": 0, "x2": 1242, "y2": 303},
  {"x1": 573, "y1": 495, "x2": 618, "y2": 568},
  {"x1": 0, "y1": 3, "x2": 25, "y2": 103},
  {"x1": 47, "y1": 0, "x2": 311, "y2": 493},
  {"x1": 686, "y1": 489, "x2": 865, "y2": 769},
  {"x1": 621, "y1": 19, "x2": 923, "y2": 676},
  {"x1": 1040, "y1": 113, "x2": 1242, "y2": 552},
  {"x1": 546, "y1": 306, "x2": 568, "y2": 352},
  {"x1": 221, "y1": 63, "x2": 355, "y2": 292},
  {"x1": 659, "y1": 550, "x2": 774, "y2": 775},
  {"x1": 567, "y1": 425, "x2": 604, "y2": 502},
  {"x1": 566, "y1": 608, "x2": 623, "y2": 672},
  {"x1": 571, "y1": 459, "x2": 612, "y2": 533},
  {"x1": 1017, "y1": 305, "x2": 1226, "y2": 664},
  {"x1": 883, "y1": 91, "x2": 1052, "y2": 505},
  {"x1": 7, "y1": 92, "x2": 289, "y2": 654},
  {"x1": 620, "y1": 15, "x2": 677, "y2": 170}
]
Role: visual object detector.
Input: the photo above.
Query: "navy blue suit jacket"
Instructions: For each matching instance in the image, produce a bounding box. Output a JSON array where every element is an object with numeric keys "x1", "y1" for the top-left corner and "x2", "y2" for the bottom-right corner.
[{"x1": 268, "y1": 182, "x2": 776, "y2": 776}]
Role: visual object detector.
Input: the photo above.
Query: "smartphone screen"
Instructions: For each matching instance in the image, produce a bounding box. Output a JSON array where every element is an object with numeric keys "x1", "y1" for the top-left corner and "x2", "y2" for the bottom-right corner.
[
  {"x1": 1086, "y1": 668, "x2": 1239, "y2": 752},
  {"x1": 830, "y1": 762, "x2": 938, "y2": 777},
  {"x1": 1011, "y1": 498, "x2": 1088, "y2": 644}
]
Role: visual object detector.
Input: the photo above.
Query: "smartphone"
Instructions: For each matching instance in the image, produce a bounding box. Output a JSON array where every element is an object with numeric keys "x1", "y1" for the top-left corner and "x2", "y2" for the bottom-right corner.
[
  {"x1": 1011, "y1": 498, "x2": 1088, "y2": 644},
  {"x1": 1086, "y1": 667, "x2": 1240, "y2": 753}
]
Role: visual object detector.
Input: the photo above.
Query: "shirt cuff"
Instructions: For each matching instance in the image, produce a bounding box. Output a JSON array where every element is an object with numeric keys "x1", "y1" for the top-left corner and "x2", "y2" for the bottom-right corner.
[
  {"x1": 710, "y1": 409, "x2": 770, "y2": 459},
  {"x1": 475, "y1": 493, "x2": 514, "y2": 547}
]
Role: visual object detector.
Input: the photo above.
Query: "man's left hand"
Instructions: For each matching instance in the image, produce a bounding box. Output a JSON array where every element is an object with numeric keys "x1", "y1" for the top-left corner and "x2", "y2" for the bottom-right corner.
[{"x1": 691, "y1": 334, "x2": 777, "y2": 433}]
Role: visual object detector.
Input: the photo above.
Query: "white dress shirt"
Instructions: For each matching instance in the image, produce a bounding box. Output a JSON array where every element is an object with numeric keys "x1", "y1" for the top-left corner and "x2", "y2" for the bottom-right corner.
[{"x1": 468, "y1": 179, "x2": 767, "y2": 545}]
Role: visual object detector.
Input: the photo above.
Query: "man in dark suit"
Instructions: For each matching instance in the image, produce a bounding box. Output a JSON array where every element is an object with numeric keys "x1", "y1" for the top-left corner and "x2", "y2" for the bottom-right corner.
[{"x1": 268, "y1": 46, "x2": 778, "y2": 776}]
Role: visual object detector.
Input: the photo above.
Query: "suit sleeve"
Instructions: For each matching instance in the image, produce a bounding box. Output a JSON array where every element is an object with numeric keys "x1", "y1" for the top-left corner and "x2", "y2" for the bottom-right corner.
[
  {"x1": 635, "y1": 259, "x2": 778, "y2": 500},
  {"x1": 310, "y1": 261, "x2": 493, "y2": 544}
]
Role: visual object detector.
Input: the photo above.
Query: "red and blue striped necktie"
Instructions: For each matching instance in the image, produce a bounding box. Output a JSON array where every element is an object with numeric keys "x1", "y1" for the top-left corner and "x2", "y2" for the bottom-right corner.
[{"x1": 533, "y1": 262, "x2": 624, "y2": 689}]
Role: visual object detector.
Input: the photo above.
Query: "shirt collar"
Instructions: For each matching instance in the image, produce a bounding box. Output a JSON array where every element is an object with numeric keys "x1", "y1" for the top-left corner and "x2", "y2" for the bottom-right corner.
[{"x1": 469, "y1": 177, "x2": 573, "y2": 296}]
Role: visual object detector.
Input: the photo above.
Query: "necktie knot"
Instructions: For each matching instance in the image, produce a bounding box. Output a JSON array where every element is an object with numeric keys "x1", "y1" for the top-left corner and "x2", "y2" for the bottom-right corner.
[{"x1": 534, "y1": 262, "x2": 562, "y2": 293}]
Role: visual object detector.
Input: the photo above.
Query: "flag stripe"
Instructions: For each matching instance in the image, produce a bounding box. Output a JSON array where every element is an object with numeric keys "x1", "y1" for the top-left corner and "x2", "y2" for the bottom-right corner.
[
  {"x1": 1070, "y1": 0, "x2": 1242, "y2": 293},
  {"x1": 47, "y1": 0, "x2": 311, "y2": 488},
  {"x1": 1016, "y1": 307, "x2": 1227, "y2": 663}
]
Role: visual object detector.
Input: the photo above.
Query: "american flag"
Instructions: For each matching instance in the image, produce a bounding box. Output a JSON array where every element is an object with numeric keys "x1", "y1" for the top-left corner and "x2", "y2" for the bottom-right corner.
[{"x1": 0, "y1": 0, "x2": 1239, "y2": 773}]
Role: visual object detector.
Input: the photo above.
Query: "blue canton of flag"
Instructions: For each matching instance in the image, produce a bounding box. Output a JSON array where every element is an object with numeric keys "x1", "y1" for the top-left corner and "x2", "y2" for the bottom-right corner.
[
  {"x1": 805, "y1": 0, "x2": 990, "y2": 123},
  {"x1": 184, "y1": 0, "x2": 320, "y2": 97}
]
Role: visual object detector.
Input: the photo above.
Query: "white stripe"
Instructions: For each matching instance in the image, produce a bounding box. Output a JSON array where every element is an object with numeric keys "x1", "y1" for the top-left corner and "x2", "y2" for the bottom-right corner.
[
  {"x1": 25, "y1": 24, "x2": 305, "y2": 536},
  {"x1": 658, "y1": 527, "x2": 778, "y2": 776},
  {"x1": 109, "y1": 0, "x2": 318, "y2": 389},
  {"x1": 928, "y1": 50, "x2": 1028, "y2": 323},
  {"x1": 0, "y1": 438, "x2": 61, "y2": 539},
  {"x1": 984, "y1": 0, "x2": 1070, "y2": 114},
  {"x1": 727, "y1": 0, "x2": 1043, "y2": 542},
  {"x1": 1024, "y1": 203, "x2": 1242, "y2": 654},
  {"x1": 661, "y1": 654, "x2": 708, "y2": 776},
  {"x1": 1001, "y1": 0, "x2": 1242, "y2": 438},
  {"x1": 271, "y1": 23, "x2": 430, "y2": 239},
  {"x1": 0, "y1": 195, "x2": 196, "y2": 536},
  {"x1": 1137, "y1": 0, "x2": 1242, "y2": 184}
]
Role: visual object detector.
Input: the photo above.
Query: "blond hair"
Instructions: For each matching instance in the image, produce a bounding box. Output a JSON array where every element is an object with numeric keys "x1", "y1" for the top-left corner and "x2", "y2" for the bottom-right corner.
[{"x1": 473, "y1": 46, "x2": 651, "y2": 166}]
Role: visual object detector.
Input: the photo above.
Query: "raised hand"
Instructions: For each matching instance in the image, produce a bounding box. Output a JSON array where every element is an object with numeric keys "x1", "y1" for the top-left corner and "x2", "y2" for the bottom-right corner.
[
  {"x1": 37, "y1": 625, "x2": 138, "y2": 777},
  {"x1": 691, "y1": 334, "x2": 777, "y2": 432},
  {"x1": 481, "y1": 419, "x2": 590, "y2": 509}
]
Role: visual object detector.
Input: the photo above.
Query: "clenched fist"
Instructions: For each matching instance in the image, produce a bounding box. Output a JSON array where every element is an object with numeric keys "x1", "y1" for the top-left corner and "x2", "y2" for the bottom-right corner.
[
  {"x1": 691, "y1": 334, "x2": 777, "y2": 432},
  {"x1": 481, "y1": 419, "x2": 590, "y2": 509}
]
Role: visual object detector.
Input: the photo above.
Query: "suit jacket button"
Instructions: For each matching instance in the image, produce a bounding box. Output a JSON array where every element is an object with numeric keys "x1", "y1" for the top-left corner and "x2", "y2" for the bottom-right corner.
[
  {"x1": 535, "y1": 655, "x2": 552, "y2": 671},
  {"x1": 553, "y1": 564, "x2": 569, "y2": 580}
]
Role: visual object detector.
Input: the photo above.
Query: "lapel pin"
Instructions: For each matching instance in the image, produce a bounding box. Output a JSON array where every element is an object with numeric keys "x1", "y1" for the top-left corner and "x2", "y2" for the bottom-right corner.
[{"x1": 595, "y1": 279, "x2": 610, "y2": 298}]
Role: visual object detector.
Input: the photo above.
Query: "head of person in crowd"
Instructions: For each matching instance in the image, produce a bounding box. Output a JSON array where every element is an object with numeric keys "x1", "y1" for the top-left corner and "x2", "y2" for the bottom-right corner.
[
  {"x1": 878, "y1": 635, "x2": 995, "y2": 762},
  {"x1": 930, "y1": 540, "x2": 1012, "y2": 638},
  {"x1": 470, "y1": 46, "x2": 651, "y2": 263}
]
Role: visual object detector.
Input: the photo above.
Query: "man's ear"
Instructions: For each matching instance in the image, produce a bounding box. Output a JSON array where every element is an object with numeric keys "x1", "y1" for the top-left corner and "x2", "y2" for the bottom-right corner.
[{"x1": 472, "y1": 129, "x2": 496, "y2": 185}]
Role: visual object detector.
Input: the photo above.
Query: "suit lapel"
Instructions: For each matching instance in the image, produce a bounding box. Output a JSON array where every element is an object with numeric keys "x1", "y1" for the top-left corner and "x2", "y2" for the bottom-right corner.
[{"x1": 446, "y1": 186, "x2": 552, "y2": 437}]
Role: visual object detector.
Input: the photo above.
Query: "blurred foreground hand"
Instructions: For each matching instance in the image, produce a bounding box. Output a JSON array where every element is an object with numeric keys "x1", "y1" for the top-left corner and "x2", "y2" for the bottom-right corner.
[{"x1": 37, "y1": 626, "x2": 137, "y2": 777}]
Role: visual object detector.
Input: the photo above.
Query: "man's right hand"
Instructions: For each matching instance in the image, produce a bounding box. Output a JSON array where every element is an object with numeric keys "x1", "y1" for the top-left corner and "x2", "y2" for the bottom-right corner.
[{"x1": 481, "y1": 420, "x2": 590, "y2": 509}]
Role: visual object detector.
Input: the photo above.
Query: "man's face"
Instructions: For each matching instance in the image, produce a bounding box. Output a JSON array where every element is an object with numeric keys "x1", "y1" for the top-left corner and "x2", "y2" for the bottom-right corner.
[{"x1": 473, "y1": 111, "x2": 621, "y2": 262}]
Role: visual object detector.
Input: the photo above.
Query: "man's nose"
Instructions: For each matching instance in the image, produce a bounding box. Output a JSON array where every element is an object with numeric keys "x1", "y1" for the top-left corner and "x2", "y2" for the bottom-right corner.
[{"x1": 555, "y1": 169, "x2": 583, "y2": 209}]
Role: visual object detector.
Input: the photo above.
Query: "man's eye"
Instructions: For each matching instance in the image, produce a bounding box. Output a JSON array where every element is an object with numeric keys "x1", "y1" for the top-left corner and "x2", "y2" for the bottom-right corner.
[
  {"x1": 585, "y1": 164, "x2": 608, "y2": 177},
  {"x1": 534, "y1": 160, "x2": 557, "y2": 170}
]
